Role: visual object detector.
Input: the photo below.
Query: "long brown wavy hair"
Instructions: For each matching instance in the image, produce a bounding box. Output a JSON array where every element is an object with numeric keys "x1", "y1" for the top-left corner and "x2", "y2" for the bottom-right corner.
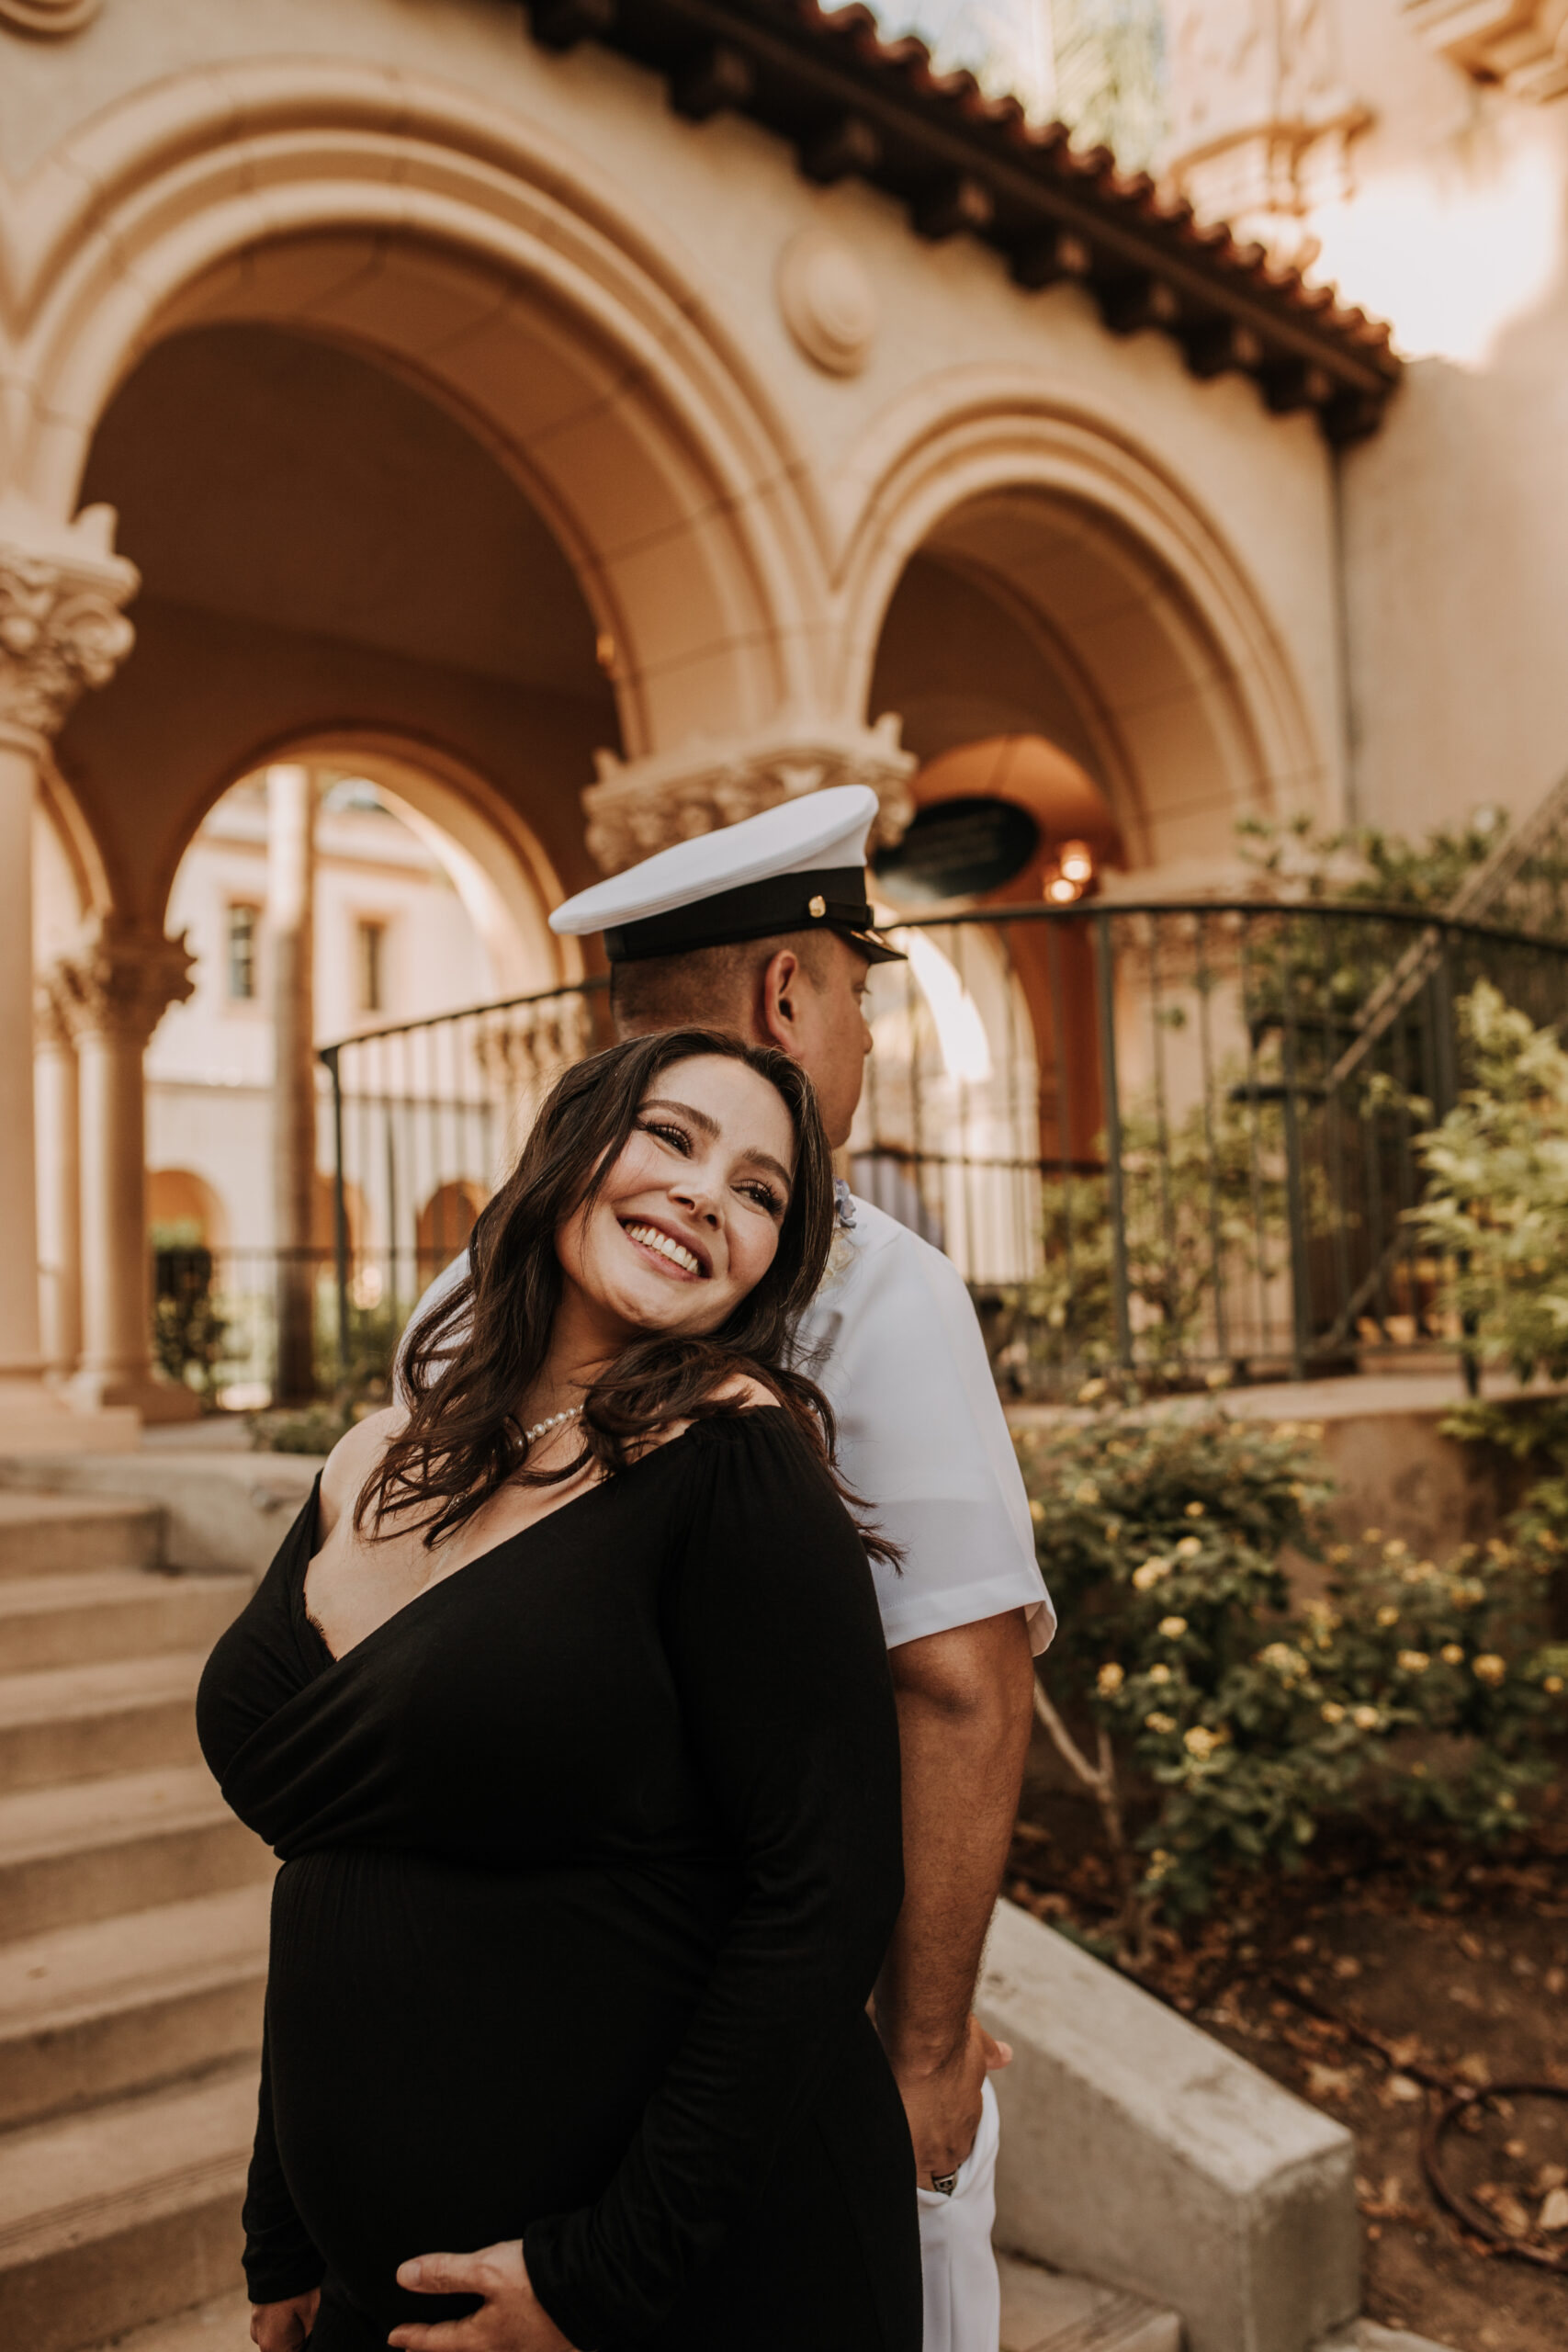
[{"x1": 356, "y1": 1028, "x2": 894, "y2": 1559}]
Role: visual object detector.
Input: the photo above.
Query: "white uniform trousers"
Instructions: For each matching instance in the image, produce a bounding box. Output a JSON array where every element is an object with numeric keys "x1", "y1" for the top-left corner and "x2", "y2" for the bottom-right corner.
[{"x1": 915, "y1": 2076, "x2": 1001, "y2": 2352}]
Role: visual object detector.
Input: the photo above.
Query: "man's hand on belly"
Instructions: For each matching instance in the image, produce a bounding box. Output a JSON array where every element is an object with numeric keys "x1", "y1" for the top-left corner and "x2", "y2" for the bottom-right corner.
[
  {"x1": 390, "y1": 2240, "x2": 577, "y2": 2351},
  {"x1": 251, "y1": 2290, "x2": 319, "y2": 2351}
]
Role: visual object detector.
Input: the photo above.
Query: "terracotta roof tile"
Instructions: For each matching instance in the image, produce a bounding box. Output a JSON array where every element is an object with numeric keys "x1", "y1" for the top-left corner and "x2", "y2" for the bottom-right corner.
[{"x1": 523, "y1": 0, "x2": 1401, "y2": 436}]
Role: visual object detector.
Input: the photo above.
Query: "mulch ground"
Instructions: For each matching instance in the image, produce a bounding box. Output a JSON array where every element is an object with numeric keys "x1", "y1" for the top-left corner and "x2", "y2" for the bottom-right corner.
[{"x1": 1009, "y1": 1764, "x2": 1568, "y2": 2352}]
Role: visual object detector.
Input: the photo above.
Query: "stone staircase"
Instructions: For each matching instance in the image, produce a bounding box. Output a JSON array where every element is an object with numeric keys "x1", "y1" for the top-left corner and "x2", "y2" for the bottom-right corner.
[
  {"x1": 0, "y1": 1484, "x2": 1193, "y2": 2352},
  {"x1": 0, "y1": 1492, "x2": 269, "y2": 2352}
]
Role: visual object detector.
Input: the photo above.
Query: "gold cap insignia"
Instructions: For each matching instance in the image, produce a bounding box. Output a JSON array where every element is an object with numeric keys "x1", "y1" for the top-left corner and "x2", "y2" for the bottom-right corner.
[{"x1": 808, "y1": 894, "x2": 827, "y2": 918}]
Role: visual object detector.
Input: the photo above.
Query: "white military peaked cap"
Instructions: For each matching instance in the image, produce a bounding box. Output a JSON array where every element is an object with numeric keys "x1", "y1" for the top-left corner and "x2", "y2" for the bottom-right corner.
[{"x1": 548, "y1": 785, "x2": 905, "y2": 965}]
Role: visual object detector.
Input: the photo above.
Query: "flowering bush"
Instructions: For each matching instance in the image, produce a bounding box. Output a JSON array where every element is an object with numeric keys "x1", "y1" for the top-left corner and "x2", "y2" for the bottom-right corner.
[{"x1": 1016, "y1": 1403, "x2": 1567, "y2": 1947}]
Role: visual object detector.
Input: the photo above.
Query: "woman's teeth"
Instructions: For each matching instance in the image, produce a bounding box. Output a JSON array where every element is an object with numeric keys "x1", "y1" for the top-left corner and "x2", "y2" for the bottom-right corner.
[{"x1": 623, "y1": 1221, "x2": 704, "y2": 1276}]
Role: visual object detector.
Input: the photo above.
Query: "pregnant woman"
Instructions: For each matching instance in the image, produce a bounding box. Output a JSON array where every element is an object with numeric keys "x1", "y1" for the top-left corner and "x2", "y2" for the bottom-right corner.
[{"x1": 197, "y1": 1028, "x2": 919, "y2": 2352}]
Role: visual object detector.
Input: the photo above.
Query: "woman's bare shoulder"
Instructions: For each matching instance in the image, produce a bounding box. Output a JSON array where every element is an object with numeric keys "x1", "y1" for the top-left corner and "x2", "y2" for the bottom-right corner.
[{"x1": 317, "y1": 1405, "x2": 408, "y2": 1544}]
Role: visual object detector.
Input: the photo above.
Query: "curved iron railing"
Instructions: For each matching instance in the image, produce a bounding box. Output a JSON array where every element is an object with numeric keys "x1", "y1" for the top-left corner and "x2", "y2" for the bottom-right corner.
[{"x1": 308, "y1": 899, "x2": 1568, "y2": 1400}]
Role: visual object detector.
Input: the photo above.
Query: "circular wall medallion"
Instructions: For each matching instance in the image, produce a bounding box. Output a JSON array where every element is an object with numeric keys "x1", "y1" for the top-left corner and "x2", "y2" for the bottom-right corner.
[
  {"x1": 776, "y1": 229, "x2": 879, "y2": 377},
  {"x1": 0, "y1": 0, "x2": 102, "y2": 30},
  {"x1": 873, "y1": 797, "x2": 1041, "y2": 906}
]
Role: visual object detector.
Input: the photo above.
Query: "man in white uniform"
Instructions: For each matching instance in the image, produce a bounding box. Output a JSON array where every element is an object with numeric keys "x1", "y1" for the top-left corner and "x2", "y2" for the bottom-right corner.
[{"x1": 411, "y1": 787, "x2": 1053, "y2": 2352}]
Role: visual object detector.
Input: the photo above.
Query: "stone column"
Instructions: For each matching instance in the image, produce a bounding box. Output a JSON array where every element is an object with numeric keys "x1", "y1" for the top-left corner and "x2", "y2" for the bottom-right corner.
[
  {"x1": 267, "y1": 763, "x2": 318, "y2": 1404},
  {"x1": 0, "y1": 499, "x2": 138, "y2": 1442},
  {"x1": 56, "y1": 917, "x2": 197, "y2": 1421},
  {"x1": 33, "y1": 976, "x2": 81, "y2": 1381},
  {"x1": 581, "y1": 715, "x2": 917, "y2": 874}
]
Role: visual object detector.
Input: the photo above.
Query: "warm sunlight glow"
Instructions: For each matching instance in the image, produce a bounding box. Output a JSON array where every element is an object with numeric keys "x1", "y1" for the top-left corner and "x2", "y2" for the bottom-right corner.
[
  {"x1": 903, "y1": 930, "x2": 994, "y2": 1084},
  {"x1": 1307, "y1": 137, "x2": 1562, "y2": 369}
]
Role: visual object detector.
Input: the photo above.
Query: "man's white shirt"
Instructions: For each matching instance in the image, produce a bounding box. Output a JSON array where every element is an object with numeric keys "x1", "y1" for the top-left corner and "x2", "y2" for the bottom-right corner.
[
  {"x1": 402, "y1": 1193, "x2": 1053, "y2": 1656},
  {"x1": 798, "y1": 1192, "x2": 1053, "y2": 1654}
]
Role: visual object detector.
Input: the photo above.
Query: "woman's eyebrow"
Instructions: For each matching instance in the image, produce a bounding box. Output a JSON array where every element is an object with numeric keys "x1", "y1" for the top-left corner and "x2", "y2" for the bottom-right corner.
[
  {"x1": 641, "y1": 1095, "x2": 718, "y2": 1138},
  {"x1": 739, "y1": 1148, "x2": 794, "y2": 1195}
]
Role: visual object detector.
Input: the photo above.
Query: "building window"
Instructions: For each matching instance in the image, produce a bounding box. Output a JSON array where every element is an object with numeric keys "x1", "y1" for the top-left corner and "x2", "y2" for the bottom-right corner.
[
  {"x1": 226, "y1": 903, "x2": 260, "y2": 1001},
  {"x1": 355, "y1": 918, "x2": 388, "y2": 1015}
]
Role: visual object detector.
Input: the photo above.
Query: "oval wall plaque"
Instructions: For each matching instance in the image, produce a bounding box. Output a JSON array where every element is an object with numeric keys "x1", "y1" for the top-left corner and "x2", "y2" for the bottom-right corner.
[{"x1": 872, "y1": 796, "x2": 1040, "y2": 906}]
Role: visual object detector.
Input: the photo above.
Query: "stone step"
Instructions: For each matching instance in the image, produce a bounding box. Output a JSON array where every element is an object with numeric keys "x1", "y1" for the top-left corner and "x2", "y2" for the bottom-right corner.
[
  {"x1": 0, "y1": 1766, "x2": 274, "y2": 1947},
  {"x1": 0, "y1": 1572, "x2": 245, "y2": 1677},
  {"x1": 0, "y1": 1653, "x2": 209, "y2": 1793},
  {"x1": 999, "y1": 2251, "x2": 1181, "y2": 2352},
  {"x1": 0, "y1": 1884, "x2": 271, "y2": 2131},
  {"x1": 0, "y1": 1497, "x2": 163, "y2": 1584},
  {"x1": 81, "y1": 2287, "x2": 252, "y2": 2352},
  {"x1": 0, "y1": 2060, "x2": 255, "y2": 2352}
]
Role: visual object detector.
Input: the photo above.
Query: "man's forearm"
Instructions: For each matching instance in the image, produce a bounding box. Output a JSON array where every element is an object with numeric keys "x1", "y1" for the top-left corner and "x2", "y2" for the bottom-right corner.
[{"x1": 876, "y1": 1608, "x2": 1035, "y2": 2074}]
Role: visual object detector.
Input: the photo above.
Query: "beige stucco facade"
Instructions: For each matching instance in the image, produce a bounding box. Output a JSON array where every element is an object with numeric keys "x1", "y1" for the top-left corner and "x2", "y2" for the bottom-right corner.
[{"x1": 0, "y1": 0, "x2": 1562, "y2": 1419}]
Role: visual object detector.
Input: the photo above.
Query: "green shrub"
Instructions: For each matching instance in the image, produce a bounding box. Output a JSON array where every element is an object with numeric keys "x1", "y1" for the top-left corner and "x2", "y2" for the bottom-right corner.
[
  {"x1": 1017, "y1": 1403, "x2": 1566, "y2": 1953},
  {"x1": 1411, "y1": 979, "x2": 1568, "y2": 1383}
]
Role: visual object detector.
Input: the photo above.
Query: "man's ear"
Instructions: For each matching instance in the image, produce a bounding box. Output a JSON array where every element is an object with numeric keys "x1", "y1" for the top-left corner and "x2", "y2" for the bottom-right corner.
[{"x1": 760, "y1": 947, "x2": 803, "y2": 1053}]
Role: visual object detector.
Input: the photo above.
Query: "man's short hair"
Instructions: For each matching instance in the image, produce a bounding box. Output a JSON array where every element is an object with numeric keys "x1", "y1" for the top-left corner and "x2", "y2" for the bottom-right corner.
[{"x1": 610, "y1": 928, "x2": 839, "y2": 1039}]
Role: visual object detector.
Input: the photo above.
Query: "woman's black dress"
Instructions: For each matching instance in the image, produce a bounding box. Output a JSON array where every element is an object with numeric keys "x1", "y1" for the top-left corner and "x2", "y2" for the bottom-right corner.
[{"x1": 197, "y1": 1408, "x2": 920, "y2": 2352}]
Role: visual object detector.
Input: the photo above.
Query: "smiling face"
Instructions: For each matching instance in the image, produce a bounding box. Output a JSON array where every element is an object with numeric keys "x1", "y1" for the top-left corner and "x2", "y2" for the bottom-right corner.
[{"x1": 555, "y1": 1053, "x2": 798, "y2": 1351}]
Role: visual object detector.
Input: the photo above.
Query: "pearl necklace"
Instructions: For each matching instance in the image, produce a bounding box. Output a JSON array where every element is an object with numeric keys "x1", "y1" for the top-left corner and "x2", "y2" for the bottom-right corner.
[{"x1": 523, "y1": 1404, "x2": 582, "y2": 1445}]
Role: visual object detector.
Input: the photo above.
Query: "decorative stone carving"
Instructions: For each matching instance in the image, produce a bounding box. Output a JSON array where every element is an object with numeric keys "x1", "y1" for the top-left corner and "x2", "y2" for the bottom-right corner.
[
  {"x1": 32, "y1": 970, "x2": 76, "y2": 1057},
  {"x1": 583, "y1": 715, "x2": 916, "y2": 875},
  {"x1": 0, "y1": 0, "x2": 102, "y2": 40},
  {"x1": 776, "y1": 229, "x2": 879, "y2": 377},
  {"x1": 1404, "y1": 1, "x2": 1568, "y2": 101},
  {"x1": 52, "y1": 917, "x2": 196, "y2": 1047},
  {"x1": 1165, "y1": 1, "x2": 1372, "y2": 263},
  {"x1": 0, "y1": 502, "x2": 137, "y2": 744}
]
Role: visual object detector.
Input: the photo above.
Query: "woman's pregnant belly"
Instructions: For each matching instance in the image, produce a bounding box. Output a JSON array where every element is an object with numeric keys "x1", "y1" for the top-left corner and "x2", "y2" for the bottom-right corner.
[{"x1": 265, "y1": 1845, "x2": 732, "y2": 2332}]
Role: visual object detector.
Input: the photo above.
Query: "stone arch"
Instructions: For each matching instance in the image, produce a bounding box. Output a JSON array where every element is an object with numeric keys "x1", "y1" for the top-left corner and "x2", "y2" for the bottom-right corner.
[
  {"x1": 839, "y1": 381, "x2": 1327, "y2": 876},
  {"x1": 4, "y1": 58, "x2": 826, "y2": 763},
  {"x1": 158, "y1": 729, "x2": 580, "y2": 999},
  {"x1": 147, "y1": 1166, "x2": 230, "y2": 1250}
]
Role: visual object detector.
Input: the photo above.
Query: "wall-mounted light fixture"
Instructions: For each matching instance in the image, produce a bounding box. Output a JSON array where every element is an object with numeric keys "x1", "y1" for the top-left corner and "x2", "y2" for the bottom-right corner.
[{"x1": 1043, "y1": 838, "x2": 1095, "y2": 904}]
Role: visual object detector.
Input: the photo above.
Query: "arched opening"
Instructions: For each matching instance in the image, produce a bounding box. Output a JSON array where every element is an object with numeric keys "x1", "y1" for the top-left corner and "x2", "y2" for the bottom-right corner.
[
  {"x1": 148, "y1": 1168, "x2": 230, "y2": 1251},
  {"x1": 416, "y1": 1181, "x2": 487, "y2": 1283},
  {"x1": 145, "y1": 751, "x2": 547, "y2": 1404}
]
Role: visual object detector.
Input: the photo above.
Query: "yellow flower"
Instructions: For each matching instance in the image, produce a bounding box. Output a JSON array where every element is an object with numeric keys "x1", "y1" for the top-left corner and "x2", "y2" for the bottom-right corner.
[
  {"x1": 1383, "y1": 1539, "x2": 1408, "y2": 1561},
  {"x1": 1472, "y1": 1654, "x2": 1506, "y2": 1686},
  {"x1": 1147, "y1": 1663, "x2": 1172, "y2": 1686},
  {"x1": 1077, "y1": 1378, "x2": 1108, "y2": 1404},
  {"x1": 1258, "y1": 1641, "x2": 1307, "y2": 1679},
  {"x1": 1184, "y1": 1725, "x2": 1220, "y2": 1758},
  {"x1": 1170, "y1": 1537, "x2": 1199, "y2": 1562},
  {"x1": 1328, "y1": 1544, "x2": 1351, "y2": 1565},
  {"x1": 1074, "y1": 1481, "x2": 1100, "y2": 1506},
  {"x1": 1321, "y1": 1702, "x2": 1346, "y2": 1724},
  {"x1": 1352, "y1": 1704, "x2": 1381, "y2": 1730},
  {"x1": 1440, "y1": 1643, "x2": 1465, "y2": 1666},
  {"x1": 1544, "y1": 1675, "x2": 1564, "y2": 1696},
  {"x1": 1145, "y1": 1711, "x2": 1177, "y2": 1735},
  {"x1": 1158, "y1": 1615, "x2": 1189, "y2": 1641},
  {"x1": 1289, "y1": 1481, "x2": 1308, "y2": 1501},
  {"x1": 1097, "y1": 1661, "x2": 1124, "y2": 1695},
  {"x1": 1145, "y1": 1848, "x2": 1174, "y2": 1880},
  {"x1": 1376, "y1": 1604, "x2": 1399, "y2": 1628},
  {"x1": 1132, "y1": 1558, "x2": 1170, "y2": 1591},
  {"x1": 1103, "y1": 1518, "x2": 1123, "y2": 1540},
  {"x1": 1363, "y1": 1527, "x2": 1383, "y2": 1544},
  {"x1": 1030, "y1": 1498, "x2": 1046, "y2": 1524},
  {"x1": 1397, "y1": 1650, "x2": 1430, "y2": 1675},
  {"x1": 1185, "y1": 1500, "x2": 1206, "y2": 1519}
]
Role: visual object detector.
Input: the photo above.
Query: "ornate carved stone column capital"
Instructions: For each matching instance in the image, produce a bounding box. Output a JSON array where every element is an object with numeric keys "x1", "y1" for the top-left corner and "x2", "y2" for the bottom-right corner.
[
  {"x1": 1404, "y1": 1, "x2": 1568, "y2": 102},
  {"x1": 582, "y1": 715, "x2": 916, "y2": 876},
  {"x1": 1165, "y1": 1, "x2": 1373, "y2": 263},
  {"x1": 52, "y1": 917, "x2": 197, "y2": 1049},
  {"x1": 0, "y1": 500, "x2": 138, "y2": 751},
  {"x1": 33, "y1": 968, "x2": 76, "y2": 1057}
]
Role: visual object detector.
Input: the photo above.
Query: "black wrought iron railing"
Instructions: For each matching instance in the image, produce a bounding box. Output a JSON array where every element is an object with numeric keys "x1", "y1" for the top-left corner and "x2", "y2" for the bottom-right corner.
[{"x1": 312, "y1": 901, "x2": 1568, "y2": 1401}]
